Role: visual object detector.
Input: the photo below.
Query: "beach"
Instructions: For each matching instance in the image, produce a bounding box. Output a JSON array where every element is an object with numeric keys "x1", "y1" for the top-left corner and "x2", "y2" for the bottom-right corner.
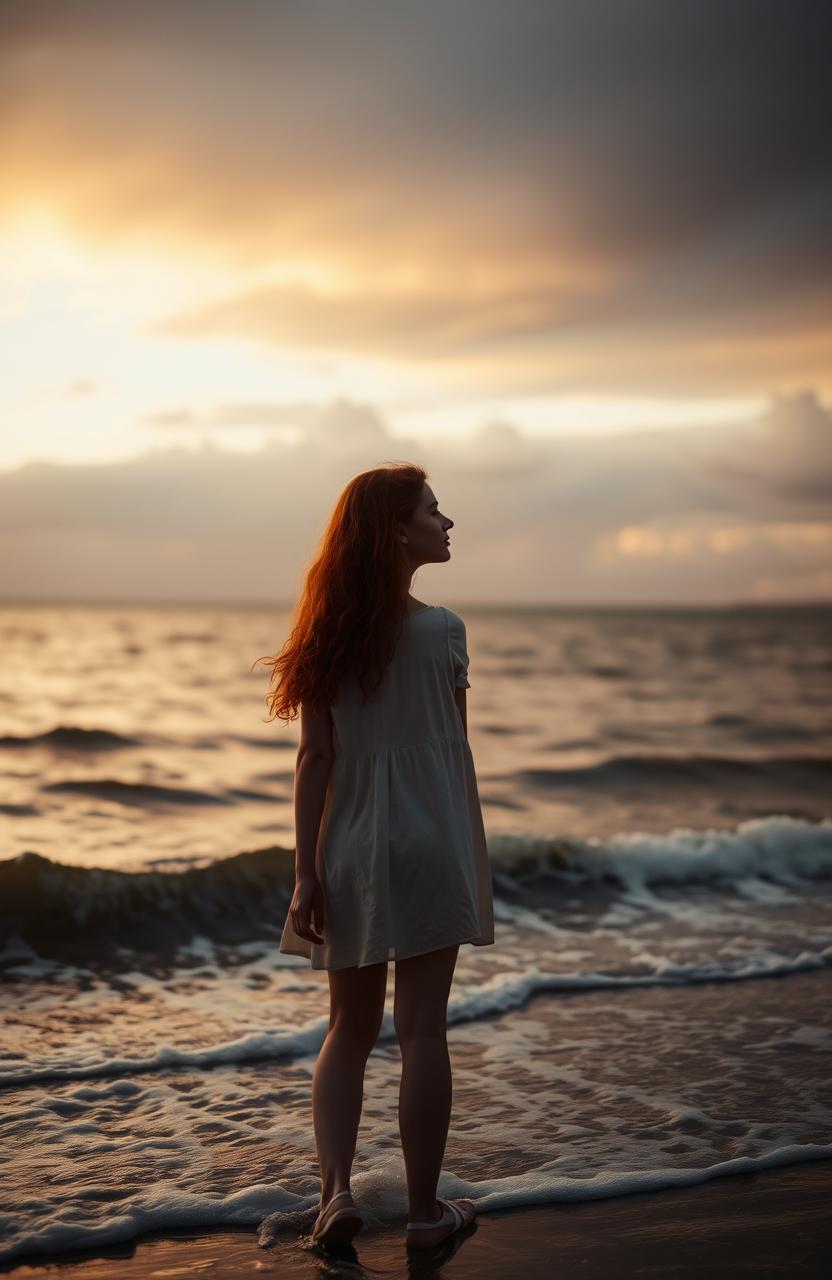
[
  {"x1": 2, "y1": 602, "x2": 831, "y2": 1273},
  {"x1": 2, "y1": 937, "x2": 830, "y2": 1272}
]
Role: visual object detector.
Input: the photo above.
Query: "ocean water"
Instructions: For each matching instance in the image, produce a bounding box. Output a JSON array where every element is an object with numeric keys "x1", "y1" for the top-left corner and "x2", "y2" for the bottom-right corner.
[{"x1": 1, "y1": 601, "x2": 831, "y2": 1264}]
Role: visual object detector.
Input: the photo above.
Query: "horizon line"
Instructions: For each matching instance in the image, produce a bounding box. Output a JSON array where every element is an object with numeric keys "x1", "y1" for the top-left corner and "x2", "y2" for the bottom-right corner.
[{"x1": 1, "y1": 597, "x2": 830, "y2": 612}]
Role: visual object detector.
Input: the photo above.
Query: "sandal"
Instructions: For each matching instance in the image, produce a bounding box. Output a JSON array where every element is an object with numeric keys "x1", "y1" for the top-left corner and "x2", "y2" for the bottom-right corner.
[
  {"x1": 311, "y1": 1188, "x2": 364, "y2": 1247},
  {"x1": 406, "y1": 1196, "x2": 476, "y2": 1249}
]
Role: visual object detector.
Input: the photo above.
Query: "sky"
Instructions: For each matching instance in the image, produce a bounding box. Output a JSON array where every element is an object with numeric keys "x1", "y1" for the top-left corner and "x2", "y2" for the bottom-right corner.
[{"x1": 1, "y1": 0, "x2": 830, "y2": 605}]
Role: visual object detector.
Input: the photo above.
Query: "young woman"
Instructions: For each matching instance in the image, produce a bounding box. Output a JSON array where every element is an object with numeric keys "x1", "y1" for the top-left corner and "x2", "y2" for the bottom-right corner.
[{"x1": 259, "y1": 462, "x2": 494, "y2": 1252}]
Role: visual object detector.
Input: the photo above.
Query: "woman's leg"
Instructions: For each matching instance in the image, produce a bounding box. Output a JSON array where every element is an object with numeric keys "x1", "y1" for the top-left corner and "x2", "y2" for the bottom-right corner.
[
  {"x1": 312, "y1": 958, "x2": 388, "y2": 1205},
  {"x1": 393, "y1": 944, "x2": 460, "y2": 1221}
]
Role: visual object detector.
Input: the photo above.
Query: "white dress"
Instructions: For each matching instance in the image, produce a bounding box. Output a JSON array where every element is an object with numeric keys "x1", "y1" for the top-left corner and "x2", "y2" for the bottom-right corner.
[{"x1": 278, "y1": 605, "x2": 495, "y2": 969}]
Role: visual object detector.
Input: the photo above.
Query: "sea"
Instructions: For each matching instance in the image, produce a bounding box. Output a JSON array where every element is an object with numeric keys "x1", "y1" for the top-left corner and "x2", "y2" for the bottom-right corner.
[{"x1": 1, "y1": 601, "x2": 831, "y2": 1266}]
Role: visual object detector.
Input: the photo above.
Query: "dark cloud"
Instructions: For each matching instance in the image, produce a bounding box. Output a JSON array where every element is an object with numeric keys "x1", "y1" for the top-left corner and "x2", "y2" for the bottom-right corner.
[
  {"x1": 8, "y1": 3, "x2": 831, "y2": 231},
  {"x1": 2, "y1": 2, "x2": 831, "y2": 395}
]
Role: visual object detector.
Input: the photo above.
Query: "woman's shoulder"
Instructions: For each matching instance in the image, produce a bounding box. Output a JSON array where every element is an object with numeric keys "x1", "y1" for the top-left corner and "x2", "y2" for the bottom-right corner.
[
  {"x1": 406, "y1": 604, "x2": 466, "y2": 633},
  {"x1": 437, "y1": 605, "x2": 466, "y2": 629}
]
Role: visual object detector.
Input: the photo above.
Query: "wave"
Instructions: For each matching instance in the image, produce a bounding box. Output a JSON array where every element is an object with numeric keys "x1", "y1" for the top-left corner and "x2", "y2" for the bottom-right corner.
[
  {"x1": 41, "y1": 779, "x2": 234, "y2": 807},
  {"x1": 0, "y1": 846, "x2": 296, "y2": 962},
  {"x1": 3, "y1": 941, "x2": 830, "y2": 1089},
  {"x1": 2, "y1": 817, "x2": 831, "y2": 962},
  {"x1": 1, "y1": 1139, "x2": 829, "y2": 1266},
  {"x1": 513, "y1": 752, "x2": 832, "y2": 791},
  {"x1": 257, "y1": 1143, "x2": 832, "y2": 1244},
  {"x1": 0, "y1": 725, "x2": 142, "y2": 751},
  {"x1": 487, "y1": 814, "x2": 832, "y2": 892},
  {"x1": 0, "y1": 725, "x2": 284, "y2": 754}
]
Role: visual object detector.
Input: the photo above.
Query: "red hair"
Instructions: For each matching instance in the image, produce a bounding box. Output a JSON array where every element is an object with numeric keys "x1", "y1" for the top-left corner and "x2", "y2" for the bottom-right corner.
[{"x1": 254, "y1": 461, "x2": 428, "y2": 722}]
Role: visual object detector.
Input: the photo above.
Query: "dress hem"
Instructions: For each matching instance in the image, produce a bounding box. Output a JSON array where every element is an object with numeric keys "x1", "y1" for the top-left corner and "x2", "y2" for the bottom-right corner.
[{"x1": 279, "y1": 931, "x2": 495, "y2": 971}]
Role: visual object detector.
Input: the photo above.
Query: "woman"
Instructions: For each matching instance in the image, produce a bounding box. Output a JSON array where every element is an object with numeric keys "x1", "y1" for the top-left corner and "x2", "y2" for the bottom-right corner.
[{"x1": 258, "y1": 462, "x2": 494, "y2": 1252}]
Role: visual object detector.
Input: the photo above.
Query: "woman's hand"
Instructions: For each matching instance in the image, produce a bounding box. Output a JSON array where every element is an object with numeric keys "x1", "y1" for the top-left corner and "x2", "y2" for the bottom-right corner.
[{"x1": 288, "y1": 874, "x2": 325, "y2": 945}]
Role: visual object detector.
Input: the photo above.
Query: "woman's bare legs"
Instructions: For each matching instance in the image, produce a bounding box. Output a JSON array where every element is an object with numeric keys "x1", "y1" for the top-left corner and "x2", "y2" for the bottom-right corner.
[
  {"x1": 394, "y1": 944, "x2": 474, "y2": 1228},
  {"x1": 312, "y1": 958, "x2": 388, "y2": 1207}
]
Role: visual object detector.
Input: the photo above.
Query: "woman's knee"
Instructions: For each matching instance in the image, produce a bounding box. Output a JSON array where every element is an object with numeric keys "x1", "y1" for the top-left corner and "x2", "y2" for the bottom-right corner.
[
  {"x1": 393, "y1": 945, "x2": 458, "y2": 1043},
  {"x1": 394, "y1": 1007, "x2": 449, "y2": 1045},
  {"x1": 328, "y1": 960, "x2": 387, "y2": 1046},
  {"x1": 329, "y1": 1000, "x2": 385, "y2": 1046}
]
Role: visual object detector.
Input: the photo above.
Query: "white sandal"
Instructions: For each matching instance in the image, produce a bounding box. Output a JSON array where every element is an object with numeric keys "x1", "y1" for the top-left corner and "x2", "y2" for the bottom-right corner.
[
  {"x1": 406, "y1": 1196, "x2": 473, "y2": 1243},
  {"x1": 311, "y1": 1187, "x2": 364, "y2": 1246}
]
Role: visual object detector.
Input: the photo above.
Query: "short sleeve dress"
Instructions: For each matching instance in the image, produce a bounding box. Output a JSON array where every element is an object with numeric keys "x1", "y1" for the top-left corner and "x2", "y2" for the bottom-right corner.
[{"x1": 278, "y1": 605, "x2": 495, "y2": 969}]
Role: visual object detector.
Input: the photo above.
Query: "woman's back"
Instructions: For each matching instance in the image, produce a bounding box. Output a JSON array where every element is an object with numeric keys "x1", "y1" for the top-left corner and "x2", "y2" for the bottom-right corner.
[
  {"x1": 329, "y1": 605, "x2": 469, "y2": 756},
  {"x1": 278, "y1": 605, "x2": 494, "y2": 969}
]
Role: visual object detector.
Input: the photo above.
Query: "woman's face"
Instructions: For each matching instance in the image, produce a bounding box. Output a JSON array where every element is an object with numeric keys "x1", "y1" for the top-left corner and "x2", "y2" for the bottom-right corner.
[{"x1": 401, "y1": 483, "x2": 454, "y2": 564}]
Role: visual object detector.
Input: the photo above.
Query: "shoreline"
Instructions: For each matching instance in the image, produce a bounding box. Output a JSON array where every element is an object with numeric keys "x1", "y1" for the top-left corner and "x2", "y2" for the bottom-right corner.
[{"x1": 3, "y1": 1159, "x2": 830, "y2": 1278}]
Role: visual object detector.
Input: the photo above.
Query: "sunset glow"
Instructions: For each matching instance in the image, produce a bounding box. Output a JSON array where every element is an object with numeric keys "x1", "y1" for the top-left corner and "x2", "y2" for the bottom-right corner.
[{"x1": 1, "y1": 2, "x2": 829, "y2": 603}]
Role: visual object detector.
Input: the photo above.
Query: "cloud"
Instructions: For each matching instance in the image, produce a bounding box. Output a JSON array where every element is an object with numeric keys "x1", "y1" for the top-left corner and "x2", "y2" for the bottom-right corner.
[
  {"x1": 2, "y1": 1, "x2": 831, "y2": 396},
  {"x1": 141, "y1": 402, "x2": 322, "y2": 430},
  {"x1": 152, "y1": 279, "x2": 570, "y2": 363},
  {"x1": 141, "y1": 397, "x2": 392, "y2": 455},
  {"x1": 1, "y1": 390, "x2": 829, "y2": 605},
  {"x1": 706, "y1": 389, "x2": 832, "y2": 502}
]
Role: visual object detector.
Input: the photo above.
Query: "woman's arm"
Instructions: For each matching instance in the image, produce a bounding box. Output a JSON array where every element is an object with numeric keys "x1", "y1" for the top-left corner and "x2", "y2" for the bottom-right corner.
[
  {"x1": 453, "y1": 685, "x2": 468, "y2": 739},
  {"x1": 293, "y1": 700, "x2": 334, "y2": 881}
]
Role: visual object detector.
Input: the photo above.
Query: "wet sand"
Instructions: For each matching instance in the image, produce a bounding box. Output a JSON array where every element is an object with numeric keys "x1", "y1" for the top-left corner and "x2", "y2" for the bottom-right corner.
[{"x1": 3, "y1": 1159, "x2": 830, "y2": 1279}]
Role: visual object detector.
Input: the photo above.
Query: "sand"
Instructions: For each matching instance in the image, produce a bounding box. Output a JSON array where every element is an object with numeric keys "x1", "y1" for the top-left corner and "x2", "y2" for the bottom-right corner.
[{"x1": 2, "y1": 1159, "x2": 830, "y2": 1279}]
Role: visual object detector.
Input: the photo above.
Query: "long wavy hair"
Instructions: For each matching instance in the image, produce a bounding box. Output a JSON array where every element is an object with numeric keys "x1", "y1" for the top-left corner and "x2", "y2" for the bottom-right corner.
[{"x1": 253, "y1": 462, "x2": 428, "y2": 722}]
